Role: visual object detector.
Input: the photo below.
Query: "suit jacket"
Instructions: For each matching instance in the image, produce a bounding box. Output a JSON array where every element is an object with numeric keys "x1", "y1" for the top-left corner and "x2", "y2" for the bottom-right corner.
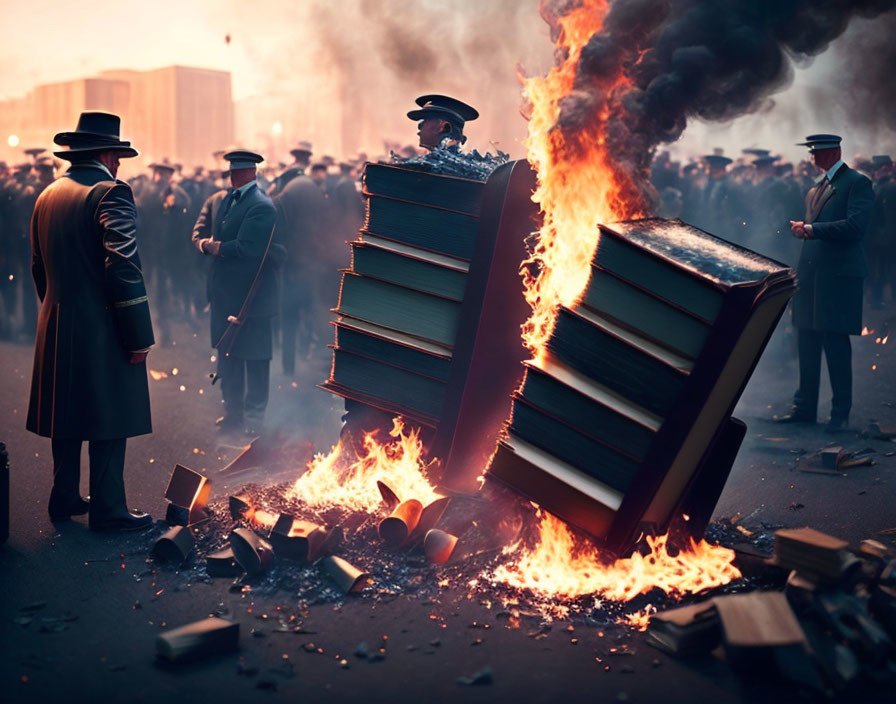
[
  {"x1": 200, "y1": 183, "x2": 281, "y2": 358},
  {"x1": 26, "y1": 163, "x2": 154, "y2": 439},
  {"x1": 792, "y1": 164, "x2": 874, "y2": 334}
]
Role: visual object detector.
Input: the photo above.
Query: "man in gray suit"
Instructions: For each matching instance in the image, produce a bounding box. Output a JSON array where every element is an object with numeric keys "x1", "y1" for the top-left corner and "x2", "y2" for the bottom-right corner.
[
  {"x1": 194, "y1": 150, "x2": 283, "y2": 435},
  {"x1": 778, "y1": 134, "x2": 874, "y2": 433}
]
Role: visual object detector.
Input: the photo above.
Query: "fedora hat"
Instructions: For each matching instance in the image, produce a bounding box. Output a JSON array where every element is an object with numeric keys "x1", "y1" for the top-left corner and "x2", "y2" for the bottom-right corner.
[{"x1": 53, "y1": 111, "x2": 138, "y2": 160}]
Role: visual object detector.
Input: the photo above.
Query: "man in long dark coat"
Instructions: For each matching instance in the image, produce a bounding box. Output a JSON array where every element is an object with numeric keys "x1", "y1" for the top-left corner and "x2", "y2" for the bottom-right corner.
[
  {"x1": 27, "y1": 111, "x2": 154, "y2": 530},
  {"x1": 193, "y1": 150, "x2": 282, "y2": 435},
  {"x1": 778, "y1": 134, "x2": 874, "y2": 433}
]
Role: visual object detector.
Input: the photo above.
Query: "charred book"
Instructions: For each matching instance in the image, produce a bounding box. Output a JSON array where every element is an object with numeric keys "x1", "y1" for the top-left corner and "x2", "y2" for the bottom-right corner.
[{"x1": 489, "y1": 218, "x2": 796, "y2": 554}]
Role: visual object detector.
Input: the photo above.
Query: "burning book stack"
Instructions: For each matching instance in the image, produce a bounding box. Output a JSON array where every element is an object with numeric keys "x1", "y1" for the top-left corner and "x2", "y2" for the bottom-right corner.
[
  {"x1": 489, "y1": 218, "x2": 796, "y2": 554},
  {"x1": 323, "y1": 163, "x2": 488, "y2": 425}
]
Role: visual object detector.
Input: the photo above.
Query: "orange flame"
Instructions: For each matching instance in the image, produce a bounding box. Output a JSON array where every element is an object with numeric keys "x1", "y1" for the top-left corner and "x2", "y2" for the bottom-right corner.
[
  {"x1": 521, "y1": 0, "x2": 645, "y2": 359},
  {"x1": 492, "y1": 511, "x2": 740, "y2": 604},
  {"x1": 287, "y1": 417, "x2": 441, "y2": 513}
]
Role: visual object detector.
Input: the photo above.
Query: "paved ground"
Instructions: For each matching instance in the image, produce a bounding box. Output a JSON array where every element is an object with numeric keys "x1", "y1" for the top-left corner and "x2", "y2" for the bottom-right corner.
[{"x1": 1, "y1": 306, "x2": 895, "y2": 704}]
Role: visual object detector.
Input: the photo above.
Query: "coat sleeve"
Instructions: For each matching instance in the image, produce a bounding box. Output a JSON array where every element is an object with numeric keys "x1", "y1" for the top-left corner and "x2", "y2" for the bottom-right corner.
[
  {"x1": 30, "y1": 195, "x2": 46, "y2": 303},
  {"x1": 218, "y1": 201, "x2": 275, "y2": 260},
  {"x1": 811, "y1": 176, "x2": 874, "y2": 242},
  {"x1": 192, "y1": 194, "x2": 215, "y2": 245},
  {"x1": 97, "y1": 182, "x2": 156, "y2": 352}
]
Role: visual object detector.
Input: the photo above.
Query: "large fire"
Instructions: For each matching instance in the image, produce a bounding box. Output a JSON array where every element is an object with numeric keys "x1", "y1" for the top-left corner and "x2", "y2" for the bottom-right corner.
[
  {"x1": 492, "y1": 511, "x2": 741, "y2": 612},
  {"x1": 520, "y1": 0, "x2": 645, "y2": 360},
  {"x1": 287, "y1": 417, "x2": 441, "y2": 513}
]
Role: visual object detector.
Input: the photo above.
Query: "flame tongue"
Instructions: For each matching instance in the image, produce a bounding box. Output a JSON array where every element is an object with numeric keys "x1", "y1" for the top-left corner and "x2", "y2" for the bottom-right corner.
[
  {"x1": 492, "y1": 511, "x2": 741, "y2": 602},
  {"x1": 288, "y1": 417, "x2": 441, "y2": 514},
  {"x1": 522, "y1": 0, "x2": 646, "y2": 360}
]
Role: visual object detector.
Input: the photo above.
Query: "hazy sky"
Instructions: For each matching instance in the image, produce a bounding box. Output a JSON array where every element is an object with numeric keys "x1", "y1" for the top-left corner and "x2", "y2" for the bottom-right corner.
[{"x1": 1, "y1": 1, "x2": 892, "y2": 162}]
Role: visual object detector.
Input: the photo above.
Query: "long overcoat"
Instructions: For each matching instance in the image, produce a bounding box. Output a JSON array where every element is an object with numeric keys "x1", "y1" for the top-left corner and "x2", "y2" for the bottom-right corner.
[
  {"x1": 792, "y1": 164, "x2": 874, "y2": 334},
  {"x1": 26, "y1": 163, "x2": 155, "y2": 439},
  {"x1": 196, "y1": 183, "x2": 280, "y2": 360}
]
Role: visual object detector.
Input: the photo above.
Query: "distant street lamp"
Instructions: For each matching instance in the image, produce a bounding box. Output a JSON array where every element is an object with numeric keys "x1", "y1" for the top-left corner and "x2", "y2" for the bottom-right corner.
[
  {"x1": 8, "y1": 134, "x2": 20, "y2": 148},
  {"x1": 271, "y1": 122, "x2": 283, "y2": 136}
]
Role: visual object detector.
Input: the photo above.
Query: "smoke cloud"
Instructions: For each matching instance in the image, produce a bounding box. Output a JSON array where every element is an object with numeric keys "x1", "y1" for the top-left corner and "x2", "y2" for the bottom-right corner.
[{"x1": 543, "y1": 0, "x2": 896, "y2": 207}]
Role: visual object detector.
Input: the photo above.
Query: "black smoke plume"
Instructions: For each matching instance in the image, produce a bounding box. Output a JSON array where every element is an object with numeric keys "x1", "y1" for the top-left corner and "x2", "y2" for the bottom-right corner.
[{"x1": 545, "y1": 0, "x2": 896, "y2": 209}]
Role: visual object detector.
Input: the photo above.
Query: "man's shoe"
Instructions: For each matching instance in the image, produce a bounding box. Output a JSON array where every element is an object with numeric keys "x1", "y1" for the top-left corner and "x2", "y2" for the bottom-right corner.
[
  {"x1": 89, "y1": 510, "x2": 153, "y2": 532},
  {"x1": 824, "y1": 418, "x2": 849, "y2": 434},
  {"x1": 215, "y1": 415, "x2": 243, "y2": 432},
  {"x1": 773, "y1": 411, "x2": 816, "y2": 424},
  {"x1": 48, "y1": 495, "x2": 90, "y2": 522}
]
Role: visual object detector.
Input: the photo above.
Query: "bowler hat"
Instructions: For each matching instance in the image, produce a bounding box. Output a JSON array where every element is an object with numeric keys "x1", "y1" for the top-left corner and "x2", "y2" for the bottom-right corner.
[{"x1": 53, "y1": 111, "x2": 138, "y2": 159}]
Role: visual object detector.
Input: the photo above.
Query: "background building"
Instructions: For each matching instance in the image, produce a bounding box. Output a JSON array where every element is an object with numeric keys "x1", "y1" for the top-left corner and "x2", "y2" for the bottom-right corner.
[{"x1": 0, "y1": 66, "x2": 234, "y2": 173}]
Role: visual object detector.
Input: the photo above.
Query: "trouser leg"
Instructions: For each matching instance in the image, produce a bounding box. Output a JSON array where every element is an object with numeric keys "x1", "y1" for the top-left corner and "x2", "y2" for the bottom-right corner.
[
  {"x1": 87, "y1": 438, "x2": 128, "y2": 521},
  {"x1": 823, "y1": 332, "x2": 852, "y2": 422},
  {"x1": 244, "y1": 359, "x2": 270, "y2": 429},
  {"x1": 49, "y1": 438, "x2": 82, "y2": 513},
  {"x1": 218, "y1": 353, "x2": 245, "y2": 423},
  {"x1": 794, "y1": 327, "x2": 823, "y2": 417},
  {"x1": 281, "y1": 307, "x2": 297, "y2": 376}
]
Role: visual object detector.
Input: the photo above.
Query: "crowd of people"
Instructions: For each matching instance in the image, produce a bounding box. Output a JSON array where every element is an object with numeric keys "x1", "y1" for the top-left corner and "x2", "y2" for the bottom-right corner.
[
  {"x1": 651, "y1": 148, "x2": 896, "y2": 307},
  {"x1": 4, "y1": 143, "x2": 895, "y2": 357},
  {"x1": 6, "y1": 97, "x2": 893, "y2": 529}
]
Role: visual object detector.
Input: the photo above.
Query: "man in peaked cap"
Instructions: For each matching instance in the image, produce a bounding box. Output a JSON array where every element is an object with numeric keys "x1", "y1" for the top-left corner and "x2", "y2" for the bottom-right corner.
[
  {"x1": 398, "y1": 94, "x2": 507, "y2": 181},
  {"x1": 28, "y1": 111, "x2": 154, "y2": 531},
  {"x1": 778, "y1": 134, "x2": 874, "y2": 433},
  {"x1": 407, "y1": 94, "x2": 479, "y2": 151},
  {"x1": 194, "y1": 149, "x2": 284, "y2": 435}
]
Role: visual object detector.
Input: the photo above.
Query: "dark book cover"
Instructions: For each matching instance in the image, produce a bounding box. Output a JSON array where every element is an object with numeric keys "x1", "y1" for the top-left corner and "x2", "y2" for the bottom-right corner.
[
  {"x1": 364, "y1": 195, "x2": 480, "y2": 261},
  {"x1": 362, "y1": 162, "x2": 485, "y2": 216}
]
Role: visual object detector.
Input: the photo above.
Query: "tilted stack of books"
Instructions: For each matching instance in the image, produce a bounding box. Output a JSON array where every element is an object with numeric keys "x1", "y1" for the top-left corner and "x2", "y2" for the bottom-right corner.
[
  {"x1": 489, "y1": 218, "x2": 796, "y2": 554},
  {"x1": 322, "y1": 163, "x2": 487, "y2": 427}
]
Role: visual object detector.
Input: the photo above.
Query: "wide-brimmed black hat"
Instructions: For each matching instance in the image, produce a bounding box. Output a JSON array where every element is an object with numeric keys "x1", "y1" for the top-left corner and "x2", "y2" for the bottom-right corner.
[
  {"x1": 53, "y1": 111, "x2": 138, "y2": 159},
  {"x1": 407, "y1": 94, "x2": 479, "y2": 126},
  {"x1": 148, "y1": 161, "x2": 176, "y2": 173}
]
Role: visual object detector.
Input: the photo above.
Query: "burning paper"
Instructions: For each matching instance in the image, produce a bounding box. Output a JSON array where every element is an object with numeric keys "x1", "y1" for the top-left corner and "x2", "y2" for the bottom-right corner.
[
  {"x1": 490, "y1": 511, "x2": 741, "y2": 617},
  {"x1": 287, "y1": 417, "x2": 441, "y2": 513}
]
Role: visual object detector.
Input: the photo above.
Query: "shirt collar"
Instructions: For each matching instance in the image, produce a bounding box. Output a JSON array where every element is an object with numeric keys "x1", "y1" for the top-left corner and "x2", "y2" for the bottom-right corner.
[
  {"x1": 825, "y1": 159, "x2": 845, "y2": 182},
  {"x1": 232, "y1": 180, "x2": 257, "y2": 199},
  {"x1": 68, "y1": 159, "x2": 114, "y2": 180}
]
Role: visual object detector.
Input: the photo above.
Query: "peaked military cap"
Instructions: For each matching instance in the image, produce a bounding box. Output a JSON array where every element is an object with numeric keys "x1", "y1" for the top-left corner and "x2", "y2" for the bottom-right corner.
[
  {"x1": 223, "y1": 149, "x2": 264, "y2": 170},
  {"x1": 797, "y1": 134, "x2": 842, "y2": 150},
  {"x1": 24, "y1": 147, "x2": 46, "y2": 158},
  {"x1": 407, "y1": 94, "x2": 479, "y2": 126},
  {"x1": 148, "y1": 161, "x2": 176, "y2": 172},
  {"x1": 703, "y1": 155, "x2": 732, "y2": 167},
  {"x1": 53, "y1": 111, "x2": 138, "y2": 159},
  {"x1": 752, "y1": 155, "x2": 779, "y2": 167},
  {"x1": 742, "y1": 148, "x2": 771, "y2": 158}
]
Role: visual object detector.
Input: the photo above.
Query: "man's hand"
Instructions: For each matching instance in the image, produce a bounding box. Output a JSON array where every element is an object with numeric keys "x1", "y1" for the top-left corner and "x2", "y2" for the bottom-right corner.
[
  {"x1": 129, "y1": 350, "x2": 149, "y2": 364},
  {"x1": 198, "y1": 238, "x2": 221, "y2": 256},
  {"x1": 789, "y1": 220, "x2": 813, "y2": 239}
]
